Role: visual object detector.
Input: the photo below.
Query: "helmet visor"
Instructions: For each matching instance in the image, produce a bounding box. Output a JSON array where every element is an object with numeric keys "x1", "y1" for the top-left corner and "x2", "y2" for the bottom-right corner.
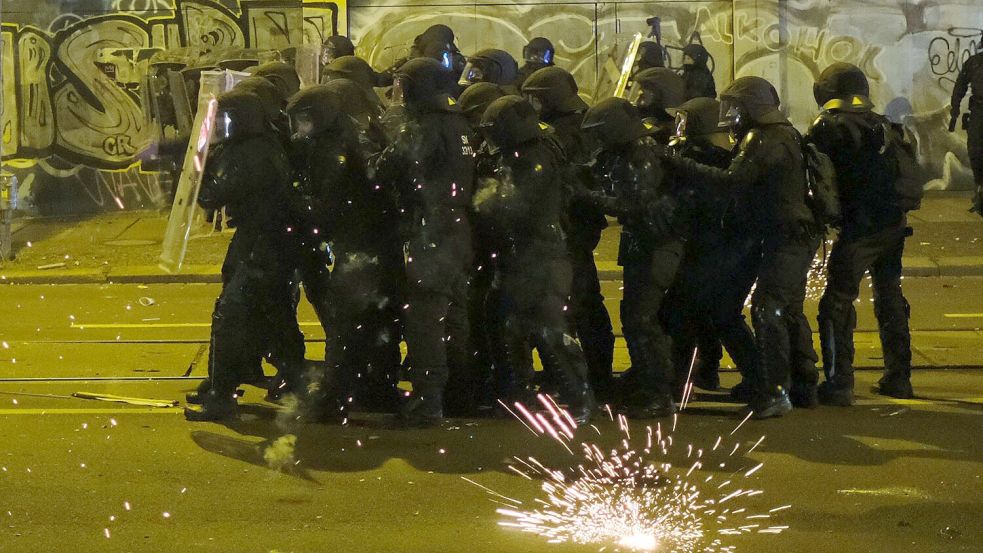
[
  {"x1": 390, "y1": 75, "x2": 407, "y2": 107},
  {"x1": 627, "y1": 81, "x2": 655, "y2": 108},
  {"x1": 523, "y1": 48, "x2": 553, "y2": 65},
  {"x1": 523, "y1": 93, "x2": 544, "y2": 115},
  {"x1": 210, "y1": 109, "x2": 235, "y2": 145},
  {"x1": 719, "y1": 97, "x2": 745, "y2": 129},
  {"x1": 673, "y1": 111, "x2": 688, "y2": 139},
  {"x1": 458, "y1": 62, "x2": 485, "y2": 87}
]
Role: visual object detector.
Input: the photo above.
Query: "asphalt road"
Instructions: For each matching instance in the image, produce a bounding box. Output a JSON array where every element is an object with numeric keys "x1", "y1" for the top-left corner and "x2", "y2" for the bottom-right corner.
[{"x1": 0, "y1": 280, "x2": 982, "y2": 553}]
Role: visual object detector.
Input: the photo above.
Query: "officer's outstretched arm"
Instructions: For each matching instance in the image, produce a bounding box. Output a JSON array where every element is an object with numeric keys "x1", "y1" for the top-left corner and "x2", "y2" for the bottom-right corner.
[{"x1": 665, "y1": 131, "x2": 765, "y2": 191}]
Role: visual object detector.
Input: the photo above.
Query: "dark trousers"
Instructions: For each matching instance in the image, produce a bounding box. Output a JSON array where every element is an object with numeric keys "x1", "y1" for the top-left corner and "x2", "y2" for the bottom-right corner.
[
  {"x1": 818, "y1": 223, "x2": 912, "y2": 388},
  {"x1": 568, "y1": 242, "x2": 615, "y2": 398},
  {"x1": 496, "y1": 246, "x2": 591, "y2": 405},
  {"x1": 209, "y1": 256, "x2": 305, "y2": 399},
  {"x1": 667, "y1": 233, "x2": 760, "y2": 383},
  {"x1": 749, "y1": 232, "x2": 820, "y2": 398},
  {"x1": 968, "y1": 110, "x2": 983, "y2": 185},
  {"x1": 402, "y1": 226, "x2": 474, "y2": 408},
  {"x1": 620, "y1": 235, "x2": 683, "y2": 399}
]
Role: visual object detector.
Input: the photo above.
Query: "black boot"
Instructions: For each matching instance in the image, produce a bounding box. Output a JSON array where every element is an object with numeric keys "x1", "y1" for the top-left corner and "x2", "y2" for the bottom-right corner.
[
  {"x1": 399, "y1": 388, "x2": 444, "y2": 428},
  {"x1": 874, "y1": 374, "x2": 913, "y2": 399},
  {"x1": 818, "y1": 380, "x2": 855, "y2": 406},
  {"x1": 790, "y1": 382, "x2": 818, "y2": 409},
  {"x1": 185, "y1": 379, "x2": 212, "y2": 405},
  {"x1": 746, "y1": 389, "x2": 792, "y2": 419},
  {"x1": 184, "y1": 391, "x2": 238, "y2": 421},
  {"x1": 624, "y1": 393, "x2": 676, "y2": 419}
]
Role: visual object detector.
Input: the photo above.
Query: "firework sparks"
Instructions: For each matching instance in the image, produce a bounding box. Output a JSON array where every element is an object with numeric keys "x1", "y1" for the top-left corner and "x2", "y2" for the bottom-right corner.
[{"x1": 471, "y1": 377, "x2": 788, "y2": 552}]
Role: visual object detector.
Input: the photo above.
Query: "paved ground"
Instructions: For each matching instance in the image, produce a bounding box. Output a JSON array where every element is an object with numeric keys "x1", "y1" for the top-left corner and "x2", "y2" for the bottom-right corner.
[
  {"x1": 0, "y1": 279, "x2": 981, "y2": 552},
  {"x1": 1, "y1": 192, "x2": 982, "y2": 283},
  {"x1": 0, "y1": 194, "x2": 981, "y2": 552}
]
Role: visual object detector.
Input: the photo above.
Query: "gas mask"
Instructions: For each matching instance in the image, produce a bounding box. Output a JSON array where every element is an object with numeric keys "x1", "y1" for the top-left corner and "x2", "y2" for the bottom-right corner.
[
  {"x1": 288, "y1": 109, "x2": 317, "y2": 143},
  {"x1": 719, "y1": 97, "x2": 750, "y2": 139},
  {"x1": 669, "y1": 110, "x2": 688, "y2": 147},
  {"x1": 627, "y1": 81, "x2": 655, "y2": 109}
]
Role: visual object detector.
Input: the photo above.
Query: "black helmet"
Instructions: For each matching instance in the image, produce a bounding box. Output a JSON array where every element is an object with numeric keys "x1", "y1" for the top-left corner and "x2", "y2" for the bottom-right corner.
[
  {"x1": 212, "y1": 90, "x2": 269, "y2": 144},
  {"x1": 322, "y1": 35, "x2": 356, "y2": 64},
  {"x1": 460, "y1": 49, "x2": 519, "y2": 87},
  {"x1": 479, "y1": 95, "x2": 544, "y2": 151},
  {"x1": 813, "y1": 62, "x2": 870, "y2": 107},
  {"x1": 523, "y1": 37, "x2": 555, "y2": 65},
  {"x1": 521, "y1": 66, "x2": 588, "y2": 116},
  {"x1": 324, "y1": 56, "x2": 377, "y2": 90},
  {"x1": 674, "y1": 97, "x2": 721, "y2": 137},
  {"x1": 458, "y1": 82, "x2": 508, "y2": 128},
  {"x1": 682, "y1": 44, "x2": 710, "y2": 68},
  {"x1": 285, "y1": 84, "x2": 344, "y2": 141},
  {"x1": 235, "y1": 76, "x2": 285, "y2": 122},
  {"x1": 581, "y1": 97, "x2": 649, "y2": 147},
  {"x1": 394, "y1": 57, "x2": 458, "y2": 112},
  {"x1": 253, "y1": 62, "x2": 301, "y2": 100},
  {"x1": 323, "y1": 78, "x2": 380, "y2": 118},
  {"x1": 629, "y1": 67, "x2": 685, "y2": 111},
  {"x1": 719, "y1": 76, "x2": 785, "y2": 129},
  {"x1": 637, "y1": 41, "x2": 665, "y2": 70},
  {"x1": 415, "y1": 24, "x2": 455, "y2": 48}
]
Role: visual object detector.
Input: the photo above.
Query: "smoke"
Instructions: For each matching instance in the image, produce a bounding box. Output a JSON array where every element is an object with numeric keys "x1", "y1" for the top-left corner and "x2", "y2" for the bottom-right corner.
[{"x1": 263, "y1": 434, "x2": 297, "y2": 471}]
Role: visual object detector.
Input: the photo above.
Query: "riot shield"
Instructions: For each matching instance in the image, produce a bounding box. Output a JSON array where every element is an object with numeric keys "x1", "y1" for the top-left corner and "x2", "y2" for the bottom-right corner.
[
  {"x1": 158, "y1": 69, "x2": 249, "y2": 273},
  {"x1": 294, "y1": 43, "x2": 321, "y2": 88},
  {"x1": 594, "y1": 32, "x2": 644, "y2": 101}
]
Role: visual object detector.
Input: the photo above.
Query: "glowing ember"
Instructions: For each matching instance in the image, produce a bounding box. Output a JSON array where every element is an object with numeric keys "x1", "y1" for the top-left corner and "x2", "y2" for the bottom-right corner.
[{"x1": 470, "y1": 386, "x2": 788, "y2": 552}]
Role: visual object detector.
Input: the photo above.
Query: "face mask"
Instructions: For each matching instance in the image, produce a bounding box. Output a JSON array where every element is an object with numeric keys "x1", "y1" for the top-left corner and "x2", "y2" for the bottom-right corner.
[
  {"x1": 289, "y1": 111, "x2": 316, "y2": 142},
  {"x1": 390, "y1": 76, "x2": 407, "y2": 107},
  {"x1": 524, "y1": 93, "x2": 544, "y2": 115}
]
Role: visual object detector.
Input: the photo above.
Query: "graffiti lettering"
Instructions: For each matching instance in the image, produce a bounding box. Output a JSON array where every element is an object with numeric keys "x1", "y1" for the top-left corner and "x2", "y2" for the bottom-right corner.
[{"x1": 928, "y1": 28, "x2": 982, "y2": 90}]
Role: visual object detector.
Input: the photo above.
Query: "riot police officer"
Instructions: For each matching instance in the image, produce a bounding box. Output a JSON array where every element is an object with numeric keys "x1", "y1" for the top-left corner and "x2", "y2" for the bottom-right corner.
[
  {"x1": 458, "y1": 82, "x2": 510, "y2": 403},
  {"x1": 579, "y1": 98, "x2": 682, "y2": 418},
  {"x1": 515, "y1": 37, "x2": 556, "y2": 89},
  {"x1": 459, "y1": 49, "x2": 520, "y2": 90},
  {"x1": 375, "y1": 58, "x2": 476, "y2": 426},
  {"x1": 809, "y1": 63, "x2": 915, "y2": 404},
  {"x1": 627, "y1": 68, "x2": 687, "y2": 142},
  {"x1": 286, "y1": 85, "x2": 404, "y2": 417},
  {"x1": 253, "y1": 62, "x2": 301, "y2": 102},
  {"x1": 321, "y1": 35, "x2": 356, "y2": 68},
  {"x1": 951, "y1": 50, "x2": 983, "y2": 217},
  {"x1": 475, "y1": 96, "x2": 596, "y2": 423},
  {"x1": 185, "y1": 90, "x2": 306, "y2": 421},
  {"x1": 680, "y1": 44, "x2": 716, "y2": 100},
  {"x1": 637, "y1": 42, "x2": 666, "y2": 72},
  {"x1": 663, "y1": 97, "x2": 760, "y2": 394},
  {"x1": 664, "y1": 77, "x2": 819, "y2": 418},
  {"x1": 522, "y1": 66, "x2": 616, "y2": 401}
]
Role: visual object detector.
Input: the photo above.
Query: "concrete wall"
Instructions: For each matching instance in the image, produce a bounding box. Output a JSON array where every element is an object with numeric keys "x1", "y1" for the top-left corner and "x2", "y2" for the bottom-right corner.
[{"x1": 1, "y1": 0, "x2": 981, "y2": 215}]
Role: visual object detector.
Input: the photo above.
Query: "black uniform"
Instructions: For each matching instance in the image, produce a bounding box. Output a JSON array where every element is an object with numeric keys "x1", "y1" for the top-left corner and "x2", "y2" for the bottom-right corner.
[
  {"x1": 663, "y1": 98, "x2": 759, "y2": 394},
  {"x1": 376, "y1": 58, "x2": 476, "y2": 426},
  {"x1": 458, "y1": 83, "x2": 510, "y2": 405},
  {"x1": 186, "y1": 91, "x2": 305, "y2": 421},
  {"x1": 809, "y1": 63, "x2": 914, "y2": 403},
  {"x1": 681, "y1": 44, "x2": 716, "y2": 100},
  {"x1": 665, "y1": 77, "x2": 819, "y2": 418},
  {"x1": 951, "y1": 51, "x2": 983, "y2": 216},
  {"x1": 476, "y1": 96, "x2": 596, "y2": 423},
  {"x1": 286, "y1": 86, "x2": 403, "y2": 418},
  {"x1": 515, "y1": 37, "x2": 555, "y2": 89},
  {"x1": 581, "y1": 98, "x2": 681, "y2": 418},
  {"x1": 522, "y1": 67, "x2": 616, "y2": 400}
]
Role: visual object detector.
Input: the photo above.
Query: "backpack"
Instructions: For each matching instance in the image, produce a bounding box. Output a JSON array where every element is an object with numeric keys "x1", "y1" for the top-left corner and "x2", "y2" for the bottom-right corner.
[
  {"x1": 797, "y1": 134, "x2": 841, "y2": 227},
  {"x1": 879, "y1": 118, "x2": 923, "y2": 211}
]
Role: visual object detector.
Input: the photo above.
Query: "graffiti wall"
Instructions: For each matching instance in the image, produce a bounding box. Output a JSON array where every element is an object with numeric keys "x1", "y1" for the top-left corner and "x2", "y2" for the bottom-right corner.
[
  {"x1": 1, "y1": 0, "x2": 981, "y2": 215},
  {"x1": 0, "y1": 0, "x2": 345, "y2": 215}
]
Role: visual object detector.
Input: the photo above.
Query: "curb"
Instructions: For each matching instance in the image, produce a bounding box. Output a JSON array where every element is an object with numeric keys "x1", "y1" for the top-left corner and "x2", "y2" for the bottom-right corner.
[{"x1": 3, "y1": 257, "x2": 983, "y2": 285}]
